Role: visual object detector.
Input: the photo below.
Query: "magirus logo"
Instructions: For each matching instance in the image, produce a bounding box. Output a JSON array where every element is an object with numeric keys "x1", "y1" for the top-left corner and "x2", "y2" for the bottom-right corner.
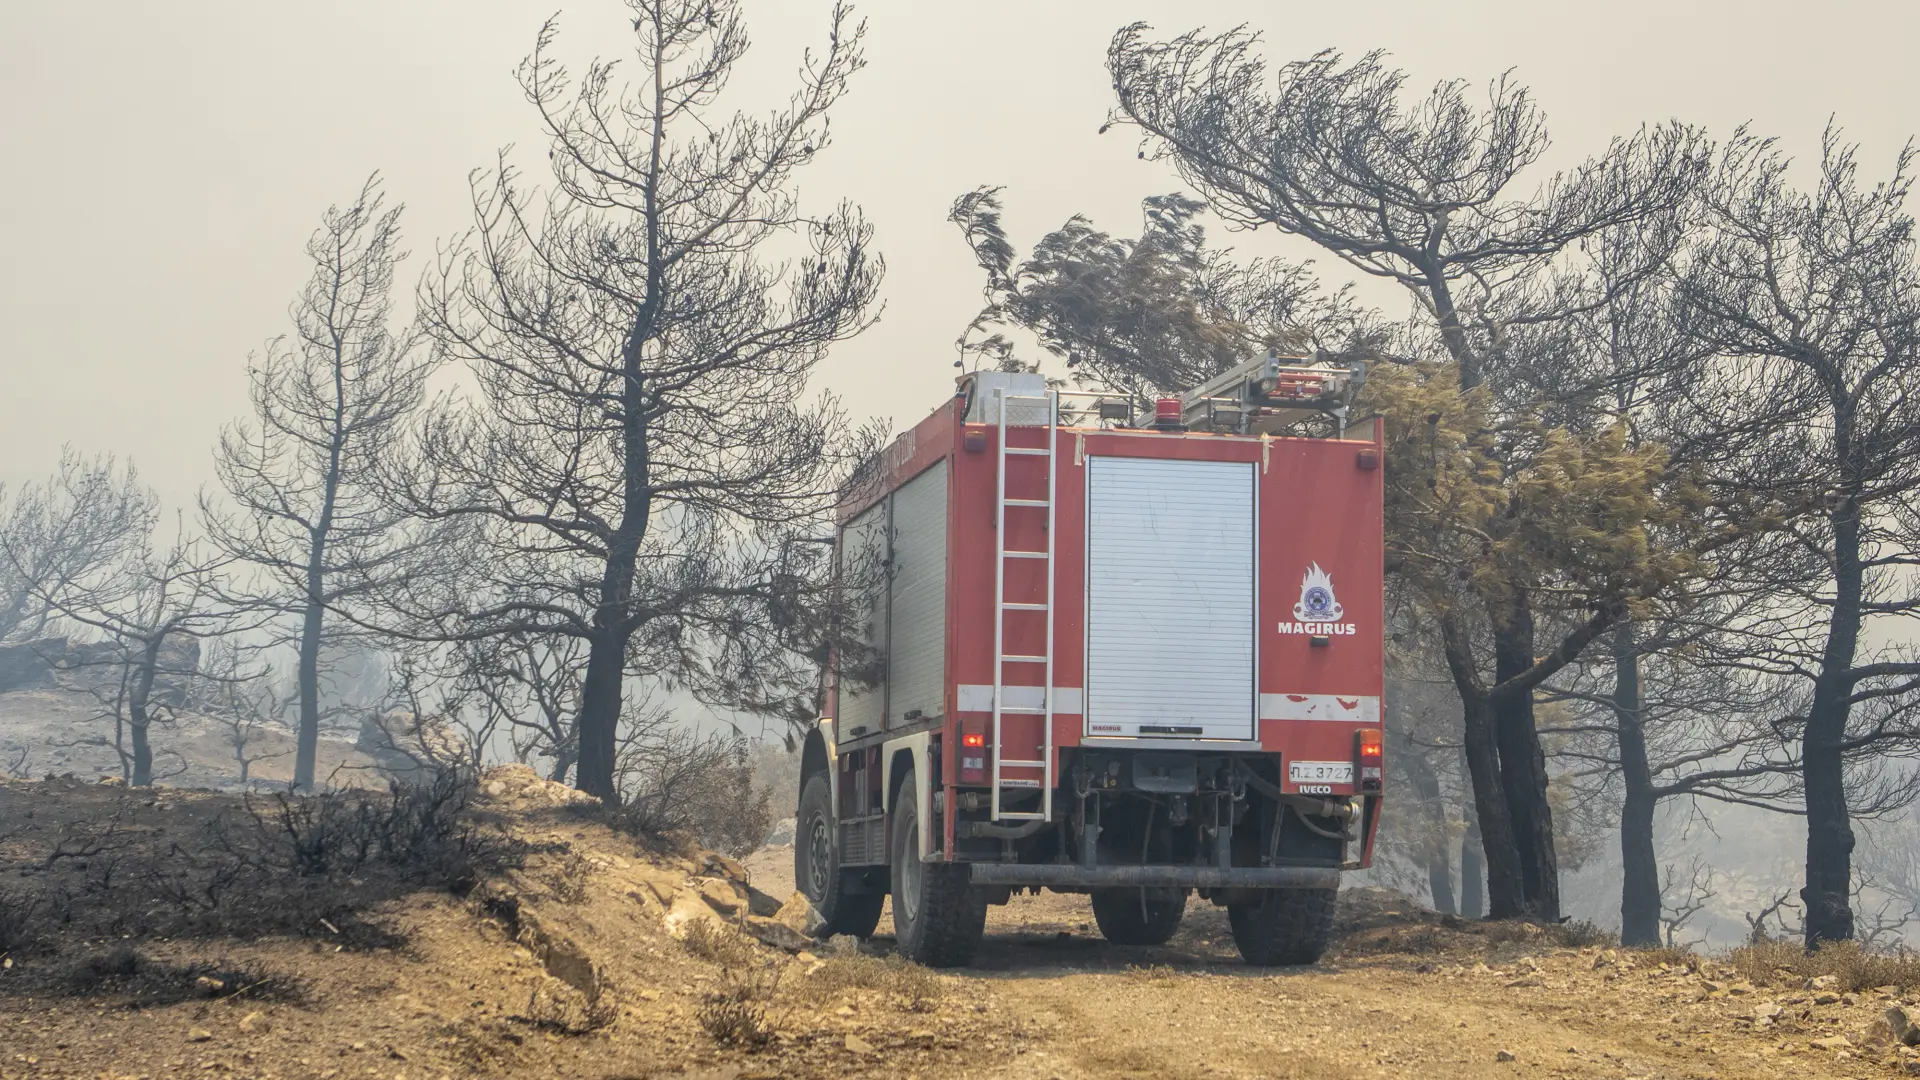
[
  {"x1": 1293, "y1": 563, "x2": 1343, "y2": 622},
  {"x1": 1280, "y1": 563, "x2": 1356, "y2": 636}
]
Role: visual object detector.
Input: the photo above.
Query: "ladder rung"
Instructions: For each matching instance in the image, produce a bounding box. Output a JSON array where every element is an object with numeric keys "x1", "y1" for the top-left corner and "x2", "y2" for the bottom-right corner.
[{"x1": 992, "y1": 386, "x2": 1056, "y2": 829}]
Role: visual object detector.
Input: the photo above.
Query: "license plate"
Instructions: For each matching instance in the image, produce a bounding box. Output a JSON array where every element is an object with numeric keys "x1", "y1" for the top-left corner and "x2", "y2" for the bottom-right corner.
[{"x1": 1288, "y1": 760, "x2": 1353, "y2": 785}]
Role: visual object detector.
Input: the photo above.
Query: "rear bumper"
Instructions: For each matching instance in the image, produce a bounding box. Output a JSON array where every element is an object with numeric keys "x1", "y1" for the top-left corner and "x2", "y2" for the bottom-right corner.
[{"x1": 965, "y1": 863, "x2": 1340, "y2": 890}]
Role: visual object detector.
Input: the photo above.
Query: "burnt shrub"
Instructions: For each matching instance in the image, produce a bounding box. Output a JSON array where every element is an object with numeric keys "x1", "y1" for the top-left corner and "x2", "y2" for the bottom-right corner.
[
  {"x1": 608, "y1": 728, "x2": 772, "y2": 858},
  {"x1": 256, "y1": 767, "x2": 486, "y2": 883},
  {"x1": 52, "y1": 946, "x2": 307, "y2": 1006},
  {"x1": 0, "y1": 888, "x2": 40, "y2": 957}
]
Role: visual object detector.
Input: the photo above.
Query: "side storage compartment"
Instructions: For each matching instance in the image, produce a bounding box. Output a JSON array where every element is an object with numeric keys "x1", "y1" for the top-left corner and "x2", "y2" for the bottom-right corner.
[
  {"x1": 837, "y1": 500, "x2": 889, "y2": 740},
  {"x1": 887, "y1": 459, "x2": 948, "y2": 729}
]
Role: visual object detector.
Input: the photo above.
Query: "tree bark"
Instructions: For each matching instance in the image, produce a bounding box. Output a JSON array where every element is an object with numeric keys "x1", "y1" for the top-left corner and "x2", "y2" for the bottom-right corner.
[
  {"x1": 1804, "y1": 506, "x2": 1863, "y2": 947},
  {"x1": 1439, "y1": 613, "x2": 1528, "y2": 918},
  {"x1": 294, "y1": 596, "x2": 324, "y2": 791},
  {"x1": 1460, "y1": 814, "x2": 1485, "y2": 919},
  {"x1": 573, "y1": 343, "x2": 654, "y2": 801},
  {"x1": 128, "y1": 640, "x2": 159, "y2": 787},
  {"x1": 1492, "y1": 593, "x2": 1560, "y2": 919},
  {"x1": 1612, "y1": 621, "x2": 1662, "y2": 946},
  {"x1": 1460, "y1": 693, "x2": 1527, "y2": 917},
  {"x1": 1404, "y1": 749, "x2": 1456, "y2": 915},
  {"x1": 575, "y1": 628, "x2": 626, "y2": 799}
]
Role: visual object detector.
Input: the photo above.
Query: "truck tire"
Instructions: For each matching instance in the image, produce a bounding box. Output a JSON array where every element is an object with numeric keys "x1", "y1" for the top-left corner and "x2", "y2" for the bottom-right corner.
[
  {"x1": 1227, "y1": 887, "x2": 1338, "y2": 966},
  {"x1": 1090, "y1": 888, "x2": 1186, "y2": 946},
  {"x1": 889, "y1": 774, "x2": 986, "y2": 967},
  {"x1": 795, "y1": 773, "x2": 884, "y2": 938}
]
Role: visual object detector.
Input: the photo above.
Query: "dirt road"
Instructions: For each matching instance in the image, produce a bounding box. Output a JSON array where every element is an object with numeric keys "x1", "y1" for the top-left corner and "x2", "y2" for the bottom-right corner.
[{"x1": 745, "y1": 847, "x2": 1882, "y2": 1080}]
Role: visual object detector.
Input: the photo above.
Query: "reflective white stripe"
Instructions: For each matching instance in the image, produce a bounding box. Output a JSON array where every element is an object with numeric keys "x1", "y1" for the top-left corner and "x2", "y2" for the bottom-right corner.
[
  {"x1": 958, "y1": 684, "x2": 1083, "y2": 714},
  {"x1": 1260, "y1": 693, "x2": 1380, "y2": 723}
]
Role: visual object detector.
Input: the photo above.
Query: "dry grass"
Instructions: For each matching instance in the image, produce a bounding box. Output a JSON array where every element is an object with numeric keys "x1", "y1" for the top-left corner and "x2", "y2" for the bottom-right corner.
[
  {"x1": 1340, "y1": 923, "x2": 1455, "y2": 955},
  {"x1": 809, "y1": 953, "x2": 942, "y2": 1007},
  {"x1": 524, "y1": 979, "x2": 620, "y2": 1035},
  {"x1": 698, "y1": 982, "x2": 777, "y2": 1048},
  {"x1": 544, "y1": 850, "x2": 595, "y2": 904},
  {"x1": 678, "y1": 917, "x2": 759, "y2": 968},
  {"x1": 1548, "y1": 920, "x2": 1616, "y2": 949},
  {"x1": 1629, "y1": 944, "x2": 1700, "y2": 971},
  {"x1": 1124, "y1": 963, "x2": 1181, "y2": 982},
  {"x1": 1482, "y1": 919, "x2": 1616, "y2": 950},
  {"x1": 697, "y1": 966, "x2": 786, "y2": 1049},
  {"x1": 1725, "y1": 937, "x2": 1920, "y2": 991}
]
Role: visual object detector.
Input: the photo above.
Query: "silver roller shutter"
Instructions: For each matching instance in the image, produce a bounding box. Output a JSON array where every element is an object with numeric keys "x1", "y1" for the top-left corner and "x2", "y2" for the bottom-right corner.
[
  {"x1": 886, "y1": 459, "x2": 948, "y2": 728},
  {"x1": 1084, "y1": 457, "x2": 1256, "y2": 740},
  {"x1": 835, "y1": 499, "x2": 888, "y2": 740}
]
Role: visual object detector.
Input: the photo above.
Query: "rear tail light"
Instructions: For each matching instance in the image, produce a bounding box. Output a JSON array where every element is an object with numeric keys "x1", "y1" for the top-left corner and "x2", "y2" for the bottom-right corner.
[
  {"x1": 960, "y1": 731, "x2": 987, "y2": 782},
  {"x1": 1356, "y1": 728, "x2": 1384, "y2": 793}
]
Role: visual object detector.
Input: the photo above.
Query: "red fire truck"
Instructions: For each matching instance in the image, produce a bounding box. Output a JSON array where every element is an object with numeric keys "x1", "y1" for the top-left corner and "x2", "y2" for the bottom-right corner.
[{"x1": 793, "y1": 353, "x2": 1384, "y2": 967}]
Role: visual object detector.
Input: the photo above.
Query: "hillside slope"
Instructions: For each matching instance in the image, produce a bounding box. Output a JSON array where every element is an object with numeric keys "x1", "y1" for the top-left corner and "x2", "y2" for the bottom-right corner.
[{"x1": 1, "y1": 770, "x2": 1912, "y2": 1079}]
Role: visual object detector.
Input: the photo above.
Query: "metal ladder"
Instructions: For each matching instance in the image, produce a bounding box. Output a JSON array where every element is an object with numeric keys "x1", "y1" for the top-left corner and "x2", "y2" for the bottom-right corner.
[{"x1": 991, "y1": 386, "x2": 1057, "y2": 823}]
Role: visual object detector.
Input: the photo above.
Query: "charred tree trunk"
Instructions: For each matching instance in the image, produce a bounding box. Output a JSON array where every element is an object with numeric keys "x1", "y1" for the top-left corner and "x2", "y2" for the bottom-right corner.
[
  {"x1": 1460, "y1": 693, "x2": 1527, "y2": 918},
  {"x1": 294, "y1": 400, "x2": 345, "y2": 793},
  {"x1": 128, "y1": 640, "x2": 160, "y2": 787},
  {"x1": 1404, "y1": 749, "x2": 1456, "y2": 914},
  {"x1": 293, "y1": 595, "x2": 324, "y2": 791},
  {"x1": 1460, "y1": 815, "x2": 1485, "y2": 919},
  {"x1": 1441, "y1": 613, "x2": 1527, "y2": 918},
  {"x1": 575, "y1": 626, "x2": 627, "y2": 800},
  {"x1": 1492, "y1": 594, "x2": 1560, "y2": 919},
  {"x1": 574, "y1": 331, "x2": 655, "y2": 802},
  {"x1": 1613, "y1": 621, "x2": 1662, "y2": 947},
  {"x1": 1804, "y1": 506, "x2": 1863, "y2": 947}
]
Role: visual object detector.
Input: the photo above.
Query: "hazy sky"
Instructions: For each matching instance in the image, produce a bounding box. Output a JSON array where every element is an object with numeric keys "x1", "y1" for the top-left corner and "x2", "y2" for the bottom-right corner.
[{"x1": 4, "y1": 1, "x2": 1917, "y2": 505}]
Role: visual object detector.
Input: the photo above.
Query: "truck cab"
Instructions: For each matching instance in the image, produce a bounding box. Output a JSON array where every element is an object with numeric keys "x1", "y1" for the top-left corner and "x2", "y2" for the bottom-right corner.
[{"x1": 795, "y1": 359, "x2": 1384, "y2": 966}]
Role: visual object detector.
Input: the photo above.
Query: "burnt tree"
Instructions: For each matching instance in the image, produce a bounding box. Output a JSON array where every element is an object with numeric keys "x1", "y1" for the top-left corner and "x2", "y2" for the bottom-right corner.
[
  {"x1": 403, "y1": 0, "x2": 882, "y2": 800},
  {"x1": 1672, "y1": 128, "x2": 1920, "y2": 946},
  {"x1": 204, "y1": 175, "x2": 441, "y2": 791},
  {"x1": 1108, "y1": 29, "x2": 1707, "y2": 919}
]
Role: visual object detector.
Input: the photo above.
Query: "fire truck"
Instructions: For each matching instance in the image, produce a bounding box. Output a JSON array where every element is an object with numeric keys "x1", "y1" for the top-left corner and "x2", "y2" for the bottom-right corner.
[{"x1": 793, "y1": 352, "x2": 1384, "y2": 967}]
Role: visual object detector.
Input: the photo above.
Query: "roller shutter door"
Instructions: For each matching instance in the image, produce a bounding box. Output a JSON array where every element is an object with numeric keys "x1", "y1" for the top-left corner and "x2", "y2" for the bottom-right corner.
[
  {"x1": 1085, "y1": 457, "x2": 1256, "y2": 740},
  {"x1": 835, "y1": 500, "x2": 888, "y2": 739},
  {"x1": 886, "y1": 459, "x2": 948, "y2": 728}
]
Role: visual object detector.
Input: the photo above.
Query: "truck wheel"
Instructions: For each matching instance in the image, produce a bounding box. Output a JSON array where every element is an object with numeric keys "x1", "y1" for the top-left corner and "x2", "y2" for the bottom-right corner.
[
  {"x1": 795, "y1": 773, "x2": 884, "y2": 938},
  {"x1": 1227, "y1": 887, "x2": 1338, "y2": 966},
  {"x1": 889, "y1": 774, "x2": 986, "y2": 967},
  {"x1": 1090, "y1": 888, "x2": 1186, "y2": 946}
]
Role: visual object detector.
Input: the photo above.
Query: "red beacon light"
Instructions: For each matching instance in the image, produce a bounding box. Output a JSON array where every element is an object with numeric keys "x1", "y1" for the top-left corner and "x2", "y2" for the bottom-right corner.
[{"x1": 1152, "y1": 397, "x2": 1186, "y2": 431}]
